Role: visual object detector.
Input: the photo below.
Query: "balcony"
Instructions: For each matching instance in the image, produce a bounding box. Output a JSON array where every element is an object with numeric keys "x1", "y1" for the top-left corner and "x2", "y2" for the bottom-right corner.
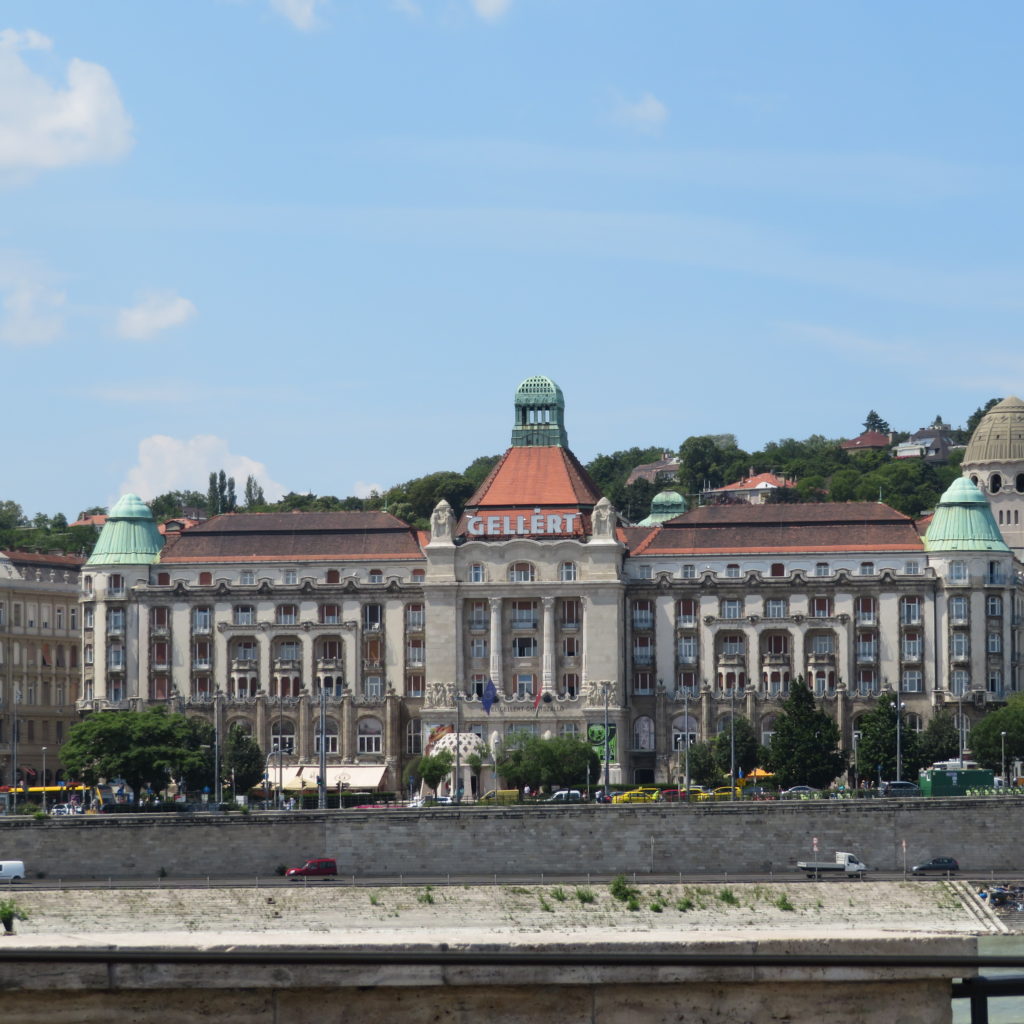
[
  {"x1": 192, "y1": 621, "x2": 212, "y2": 635},
  {"x1": 807, "y1": 651, "x2": 836, "y2": 666},
  {"x1": 677, "y1": 652, "x2": 699, "y2": 665},
  {"x1": 316, "y1": 657, "x2": 344, "y2": 671},
  {"x1": 677, "y1": 616, "x2": 698, "y2": 629},
  {"x1": 406, "y1": 650, "x2": 425, "y2": 666},
  {"x1": 363, "y1": 621, "x2": 382, "y2": 632},
  {"x1": 150, "y1": 623, "x2": 169, "y2": 637},
  {"x1": 855, "y1": 644, "x2": 878, "y2": 663},
  {"x1": 152, "y1": 655, "x2": 170, "y2": 671},
  {"x1": 632, "y1": 649, "x2": 654, "y2": 666},
  {"x1": 632, "y1": 614, "x2": 654, "y2": 631},
  {"x1": 717, "y1": 653, "x2": 746, "y2": 667},
  {"x1": 231, "y1": 658, "x2": 257, "y2": 671},
  {"x1": 562, "y1": 620, "x2": 580, "y2": 631},
  {"x1": 901, "y1": 646, "x2": 923, "y2": 663},
  {"x1": 468, "y1": 618, "x2": 488, "y2": 631},
  {"x1": 363, "y1": 658, "x2": 384, "y2": 672},
  {"x1": 855, "y1": 614, "x2": 877, "y2": 627},
  {"x1": 511, "y1": 618, "x2": 537, "y2": 630},
  {"x1": 274, "y1": 658, "x2": 300, "y2": 671},
  {"x1": 192, "y1": 657, "x2": 212, "y2": 670},
  {"x1": 405, "y1": 616, "x2": 425, "y2": 632},
  {"x1": 762, "y1": 653, "x2": 790, "y2": 667}
]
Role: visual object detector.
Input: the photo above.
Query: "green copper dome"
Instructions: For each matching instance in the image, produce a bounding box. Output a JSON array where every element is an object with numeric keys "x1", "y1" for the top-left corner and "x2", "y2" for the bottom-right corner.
[
  {"x1": 86, "y1": 493, "x2": 165, "y2": 566},
  {"x1": 511, "y1": 375, "x2": 568, "y2": 448},
  {"x1": 637, "y1": 490, "x2": 687, "y2": 527},
  {"x1": 923, "y1": 478, "x2": 1009, "y2": 552}
]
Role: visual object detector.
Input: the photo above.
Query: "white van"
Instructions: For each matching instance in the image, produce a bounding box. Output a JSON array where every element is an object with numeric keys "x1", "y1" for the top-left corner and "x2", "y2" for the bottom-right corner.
[{"x1": 0, "y1": 860, "x2": 26, "y2": 881}]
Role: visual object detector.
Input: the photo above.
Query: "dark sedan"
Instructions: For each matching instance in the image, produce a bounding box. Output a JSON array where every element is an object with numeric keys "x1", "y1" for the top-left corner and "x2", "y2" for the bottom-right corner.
[{"x1": 912, "y1": 857, "x2": 959, "y2": 876}]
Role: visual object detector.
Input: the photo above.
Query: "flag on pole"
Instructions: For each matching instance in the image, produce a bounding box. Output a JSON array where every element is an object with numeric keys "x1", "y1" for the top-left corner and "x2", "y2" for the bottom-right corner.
[
  {"x1": 533, "y1": 687, "x2": 543, "y2": 711},
  {"x1": 482, "y1": 679, "x2": 497, "y2": 715}
]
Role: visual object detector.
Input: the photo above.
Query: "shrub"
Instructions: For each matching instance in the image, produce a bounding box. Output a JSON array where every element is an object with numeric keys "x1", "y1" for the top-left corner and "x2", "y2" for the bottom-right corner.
[
  {"x1": 575, "y1": 887, "x2": 596, "y2": 905},
  {"x1": 609, "y1": 875, "x2": 639, "y2": 903}
]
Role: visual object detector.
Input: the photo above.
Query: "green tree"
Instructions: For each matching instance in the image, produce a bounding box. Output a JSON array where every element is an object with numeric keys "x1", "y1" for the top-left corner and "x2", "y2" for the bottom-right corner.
[
  {"x1": 712, "y1": 716, "x2": 761, "y2": 781},
  {"x1": 243, "y1": 475, "x2": 266, "y2": 508},
  {"x1": 463, "y1": 455, "x2": 501, "y2": 489},
  {"x1": 917, "y1": 711, "x2": 961, "y2": 767},
  {"x1": 496, "y1": 735, "x2": 600, "y2": 792},
  {"x1": 767, "y1": 680, "x2": 847, "y2": 789},
  {"x1": 224, "y1": 723, "x2": 264, "y2": 792},
  {"x1": 966, "y1": 398, "x2": 1000, "y2": 436},
  {"x1": 61, "y1": 707, "x2": 208, "y2": 800},
  {"x1": 964, "y1": 694, "x2": 1024, "y2": 773},
  {"x1": 681, "y1": 741, "x2": 720, "y2": 789},
  {"x1": 855, "y1": 692, "x2": 926, "y2": 783},
  {"x1": 676, "y1": 435, "x2": 749, "y2": 495},
  {"x1": 149, "y1": 489, "x2": 207, "y2": 521},
  {"x1": 863, "y1": 410, "x2": 891, "y2": 434},
  {"x1": 417, "y1": 751, "x2": 453, "y2": 795}
]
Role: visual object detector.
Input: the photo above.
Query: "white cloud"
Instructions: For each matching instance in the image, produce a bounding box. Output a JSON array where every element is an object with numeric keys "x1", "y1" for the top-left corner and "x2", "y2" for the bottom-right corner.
[
  {"x1": 120, "y1": 435, "x2": 286, "y2": 504},
  {"x1": 269, "y1": 0, "x2": 327, "y2": 29},
  {"x1": 116, "y1": 291, "x2": 197, "y2": 340},
  {"x1": 611, "y1": 91, "x2": 669, "y2": 134},
  {"x1": 0, "y1": 255, "x2": 65, "y2": 345},
  {"x1": 471, "y1": 0, "x2": 512, "y2": 20},
  {"x1": 353, "y1": 480, "x2": 384, "y2": 499},
  {"x1": 0, "y1": 29, "x2": 133, "y2": 176},
  {"x1": 392, "y1": 0, "x2": 422, "y2": 16}
]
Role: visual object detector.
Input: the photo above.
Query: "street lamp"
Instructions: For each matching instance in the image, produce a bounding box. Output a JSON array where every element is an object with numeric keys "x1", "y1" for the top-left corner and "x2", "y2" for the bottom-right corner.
[
  {"x1": 894, "y1": 680, "x2": 903, "y2": 783},
  {"x1": 602, "y1": 681, "x2": 612, "y2": 796},
  {"x1": 454, "y1": 686, "x2": 462, "y2": 805},
  {"x1": 729, "y1": 686, "x2": 736, "y2": 801},
  {"x1": 41, "y1": 747, "x2": 47, "y2": 813},
  {"x1": 1001, "y1": 731, "x2": 1007, "y2": 786}
]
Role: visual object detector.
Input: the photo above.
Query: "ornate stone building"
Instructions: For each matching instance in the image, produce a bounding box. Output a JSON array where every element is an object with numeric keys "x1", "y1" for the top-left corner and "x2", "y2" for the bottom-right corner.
[
  {"x1": 79, "y1": 377, "x2": 1024, "y2": 794},
  {"x1": 1, "y1": 550, "x2": 83, "y2": 794}
]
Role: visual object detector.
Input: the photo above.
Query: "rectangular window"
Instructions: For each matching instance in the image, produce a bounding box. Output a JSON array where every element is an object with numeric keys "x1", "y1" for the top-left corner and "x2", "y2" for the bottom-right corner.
[
  {"x1": 765, "y1": 598, "x2": 787, "y2": 619},
  {"x1": 150, "y1": 606, "x2": 169, "y2": 629},
  {"x1": 902, "y1": 633, "x2": 922, "y2": 660},
  {"x1": 904, "y1": 561, "x2": 921, "y2": 575},
  {"x1": 633, "y1": 671, "x2": 653, "y2": 695},
  {"x1": 513, "y1": 637, "x2": 537, "y2": 658},
  {"x1": 951, "y1": 633, "x2": 969, "y2": 658},
  {"x1": 193, "y1": 640, "x2": 212, "y2": 667},
  {"x1": 152, "y1": 641, "x2": 169, "y2": 667},
  {"x1": 855, "y1": 597, "x2": 876, "y2": 624},
  {"x1": 859, "y1": 562, "x2": 875, "y2": 576},
  {"x1": 765, "y1": 634, "x2": 788, "y2": 655},
  {"x1": 902, "y1": 669, "x2": 923, "y2": 693},
  {"x1": 470, "y1": 637, "x2": 488, "y2": 658},
  {"x1": 721, "y1": 635, "x2": 744, "y2": 656},
  {"x1": 561, "y1": 598, "x2": 580, "y2": 629},
  {"x1": 632, "y1": 600, "x2": 653, "y2": 630},
  {"x1": 681, "y1": 564, "x2": 696, "y2": 579},
  {"x1": 510, "y1": 600, "x2": 536, "y2": 629},
  {"x1": 469, "y1": 564, "x2": 485, "y2": 583},
  {"x1": 721, "y1": 599, "x2": 742, "y2": 620},
  {"x1": 276, "y1": 605, "x2": 298, "y2": 625},
  {"x1": 562, "y1": 636, "x2": 579, "y2": 658},
  {"x1": 558, "y1": 561, "x2": 577, "y2": 582},
  {"x1": 70, "y1": 607, "x2": 78, "y2": 630},
  {"x1": 988, "y1": 668, "x2": 1004, "y2": 694},
  {"x1": 234, "y1": 606, "x2": 255, "y2": 626},
  {"x1": 949, "y1": 561, "x2": 968, "y2": 582},
  {"x1": 633, "y1": 636, "x2": 653, "y2": 664},
  {"x1": 988, "y1": 632, "x2": 1002, "y2": 654},
  {"x1": 562, "y1": 673, "x2": 579, "y2": 698},
  {"x1": 636, "y1": 565, "x2": 653, "y2": 580},
  {"x1": 725, "y1": 564, "x2": 740, "y2": 578},
  {"x1": 987, "y1": 595, "x2": 1004, "y2": 617},
  {"x1": 949, "y1": 596, "x2": 968, "y2": 624},
  {"x1": 677, "y1": 598, "x2": 698, "y2": 626},
  {"x1": 108, "y1": 608, "x2": 125, "y2": 633},
  {"x1": 811, "y1": 597, "x2": 832, "y2": 618},
  {"x1": 315, "y1": 734, "x2": 339, "y2": 754},
  {"x1": 234, "y1": 640, "x2": 257, "y2": 662},
  {"x1": 814, "y1": 562, "x2": 830, "y2": 577},
  {"x1": 13, "y1": 603, "x2": 21, "y2": 626},
  {"x1": 108, "y1": 646, "x2": 124, "y2": 668},
  {"x1": 284, "y1": 569, "x2": 297, "y2": 585},
  {"x1": 405, "y1": 604, "x2": 425, "y2": 631},
  {"x1": 363, "y1": 604, "x2": 383, "y2": 630},
  {"x1": 193, "y1": 607, "x2": 212, "y2": 632},
  {"x1": 56, "y1": 607, "x2": 64, "y2": 629},
  {"x1": 278, "y1": 640, "x2": 300, "y2": 661},
  {"x1": 320, "y1": 604, "x2": 341, "y2": 625},
  {"x1": 364, "y1": 676, "x2": 383, "y2": 698},
  {"x1": 811, "y1": 634, "x2": 834, "y2": 655},
  {"x1": 678, "y1": 635, "x2": 698, "y2": 662},
  {"x1": 900, "y1": 597, "x2": 922, "y2": 625},
  {"x1": 240, "y1": 570, "x2": 255, "y2": 586},
  {"x1": 515, "y1": 674, "x2": 534, "y2": 699},
  {"x1": 407, "y1": 674, "x2": 424, "y2": 697},
  {"x1": 406, "y1": 639, "x2": 425, "y2": 665},
  {"x1": 468, "y1": 601, "x2": 489, "y2": 630},
  {"x1": 951, "y1": 669, "x2": 969, "y2": 695}
]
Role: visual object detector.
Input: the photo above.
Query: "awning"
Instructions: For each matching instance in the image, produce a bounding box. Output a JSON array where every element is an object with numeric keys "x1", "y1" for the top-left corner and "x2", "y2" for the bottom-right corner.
[{"x1": 279, "y1": 765, "x2": 387, "y2": 791}]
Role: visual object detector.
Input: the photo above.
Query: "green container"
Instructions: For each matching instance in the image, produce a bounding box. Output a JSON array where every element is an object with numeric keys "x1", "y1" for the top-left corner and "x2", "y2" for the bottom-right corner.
[{"x1": 919, "y1": 768, "x2": 994, "y2": 796}]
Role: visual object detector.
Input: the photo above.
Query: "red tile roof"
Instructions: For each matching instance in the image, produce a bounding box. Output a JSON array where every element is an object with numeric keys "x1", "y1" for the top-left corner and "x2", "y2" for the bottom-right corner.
[
  {"x1": 713, "y1": 472, "x2": 795, "y2": 493},
  {"x1": 2, "y1": 550, "x2": 85, "y2": 570},
  {"x1": 840, "y1": 430, "x2": 891, "y2": 451},
  {"x1": 159, "y1": 511, "x2": 424, "y2": 564},
  {"x1": 466, "y1": 447, "x2": 603, "y2": 509},
  {"x1": 632, "y1": 502, "x2": 922, "y2": 556}
]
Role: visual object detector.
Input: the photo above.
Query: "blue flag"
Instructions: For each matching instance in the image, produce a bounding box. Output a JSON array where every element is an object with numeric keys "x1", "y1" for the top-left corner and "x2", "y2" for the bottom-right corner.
[{"x1": 482, "y1": 679, "x2": 497, "y2": 715}]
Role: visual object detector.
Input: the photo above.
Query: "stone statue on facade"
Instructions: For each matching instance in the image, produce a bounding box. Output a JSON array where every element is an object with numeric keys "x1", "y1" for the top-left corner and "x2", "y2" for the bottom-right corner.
[
  {"x1": 591, "y1": 497, "x2": 615, "y2": 539},
  {"x1": 430, "y1": 499, "x2": 455, "y2": 542}
]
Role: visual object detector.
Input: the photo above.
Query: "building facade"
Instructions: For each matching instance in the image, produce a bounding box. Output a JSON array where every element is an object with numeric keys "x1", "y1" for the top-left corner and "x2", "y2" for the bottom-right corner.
[
  {"x1": 0, "y1": 550, "x2": 83, "y2": 791},
  {"x1": 79, "y1": 377, "x2": 1024, "y2": 793}
]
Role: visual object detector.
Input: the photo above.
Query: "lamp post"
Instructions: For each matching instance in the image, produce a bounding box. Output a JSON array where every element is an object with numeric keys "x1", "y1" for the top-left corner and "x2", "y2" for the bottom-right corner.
[
  {"x1": 683, "y1": 685, "x2": 691, "y2": 798},
  {"x1": 603, "y1": 681, "x2": 612, "y2": 796},
  {"x1": 1001, "y1": 731, "x2": 1007, "y2": 786},
  {"x1": 894, "y1": 675, "x2": 903, "y2": 783},
  {"x1": 41, "y1": 747, "x2": 47, "y2": 813},
  {"x1": 10, "y1": 687, "x2": 19, "y2": 813},
  {"x1": 318, "y1": 684, "x2": 327, "y2": 810},
  {"x1": 852, "y1": 731, "x2": 860, "y2": 790},
  {"x1": 729, "y1": 686, "x2": 737, "y2": 801},
  {"x1": 957, "y1": 687, "x2": 965, "y2": 767},
  {"x1": 454, "y1": 687, "x2": 462, "y2": 805},
  {"x1": 212, "y1": 691, "x2": 221, "y2": 806}
]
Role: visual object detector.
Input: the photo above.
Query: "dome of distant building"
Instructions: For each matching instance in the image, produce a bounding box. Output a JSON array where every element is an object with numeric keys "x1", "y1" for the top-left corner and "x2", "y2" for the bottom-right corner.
[
  {"x1": 961, "y1": 396, "x2": 1024, "y2": 559},
  {"x1": 637, "y1": 490, "x2": 686, "y2": 527},
  {"x1": 86, "y1": 493, "x2": 165, "y2": 566},
  {"x1": 923, "y1": 478, "x2": 1008, "y2": 552}
]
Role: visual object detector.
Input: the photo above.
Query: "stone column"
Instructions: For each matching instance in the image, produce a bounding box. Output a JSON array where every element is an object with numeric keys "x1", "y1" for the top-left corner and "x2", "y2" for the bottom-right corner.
[
  {"x1": 489, "y1": 598, "x2": 503, "y2": 695},
  {"x1": 542, "y1": 596, "x2": 555, "y2": 694}
]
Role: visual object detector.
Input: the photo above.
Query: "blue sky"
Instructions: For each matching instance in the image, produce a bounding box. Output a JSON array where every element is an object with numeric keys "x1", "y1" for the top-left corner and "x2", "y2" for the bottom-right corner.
[{"x1": 3, "y1": 1, "x2": 1022, "y2": 519}]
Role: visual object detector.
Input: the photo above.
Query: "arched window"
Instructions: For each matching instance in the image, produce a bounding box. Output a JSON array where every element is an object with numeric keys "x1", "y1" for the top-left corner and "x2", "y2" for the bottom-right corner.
[
  {"x1": 760, "y1": 714, "x2": 777, "y2": 747},
  {"x1": 469, "y1": 563, "x2": 485, "y2": 583},
  {"x1": 326, "y1": 569, "x2": 340, "y2": 584},
  {"x1": 406, "y1": 718, "x2": 422, "y2": 754},
  {"x1": 411, "y1": 568, "x2": 425, "y2": 583},
  {"x1": 357, "y1": 717, "x2": 383, "y2": 753},
  {"x1": 991, "y1": 473, "x2": 1003, "y2": 493},
  {"x1": 671, "y1": 714, "x2": 698, "y2": 750},
  {"x1": 558, "y1": 561, "x2": 577, "y2": 582},
  {"x1": 198, "y1": 571, "x2": 212, "y2": 586},
  {"x1": 368, "y1": 569, "x2": 383, "y2": 584},
  {"x1": 508, "y1": 562, "x2": 535, "y2": 582},
  {"x1": 271, "y1": 719, "x2": 295, "y2": 753},
  {"x1": 632, "y1": 716, "x2": 655, "y2": 751},
  {"x1": 227, "y1": 719, "x2": 253, "y2": 737},
  {"x1": 905, "y1": 712, "x2": 923, "y2": 733}
]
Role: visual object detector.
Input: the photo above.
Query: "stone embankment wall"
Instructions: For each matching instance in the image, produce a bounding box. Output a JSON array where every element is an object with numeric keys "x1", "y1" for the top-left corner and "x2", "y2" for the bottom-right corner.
[{"x1": 0, "y1": 797, "x2": 1015, "y2": 879}]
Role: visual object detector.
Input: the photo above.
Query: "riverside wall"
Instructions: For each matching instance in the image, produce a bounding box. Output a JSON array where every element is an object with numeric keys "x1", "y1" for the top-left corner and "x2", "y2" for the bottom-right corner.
[{"x1": 0, "y1": 797, "x2": 1017, "y2": 879}]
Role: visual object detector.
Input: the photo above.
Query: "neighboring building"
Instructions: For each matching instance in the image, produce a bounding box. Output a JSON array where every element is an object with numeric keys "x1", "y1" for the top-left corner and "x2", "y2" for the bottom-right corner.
[
  {"x1": 636, "y1": 490, "x2": 687, "y2": 527},
  {"x1": 840, "y1": 430, "x2": 891, "y2": 455},
  {"x1": 80, "y1": 377, "x2": 1024, "y2": 793},
  {"x1": 894, "y1": 419, "x2": 960, "y2": 464},
  {"x1": 625, "y1": 453, "x2": 680, "y2": 487},
  {"x1": 962, "y1": 395, "x2": 1024, "y2": 560},
  {"x1": 0, "y1": 550, "x2": 83, "y2": 792},
  {"x1": 701, "y1": 471, "x2": 796, "y2": 505}
]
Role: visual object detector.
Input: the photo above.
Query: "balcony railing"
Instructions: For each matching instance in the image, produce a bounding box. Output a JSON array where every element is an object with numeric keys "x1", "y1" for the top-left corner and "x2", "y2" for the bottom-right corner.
[
  {"x1": 901, "y1": 644, "x2": 923, "y2": 661},
  {"x1": 632, "y1": 649, "x2": 654, "y2": 665},
  {"x1": 677, "y1": 615, "x2": 698, "y2": 628},
  {"x1": 632, "y1": 614, "x2": 654, "y2": 631},
  {"x1": 855, "y1": 643, "x2": 878, "y2": 662},
  {"x1": 511, "y1": 618, "x2": 537, "y2": 630},
  {"x1": 762, "y1": 653, "x2": 790, "y2": 666},
  {"x1": 231, "y1": 658, "x2": 257, "y2": 671},
  {"x1": 316, "y1": 657, "x2": 344, "y2": 670}
]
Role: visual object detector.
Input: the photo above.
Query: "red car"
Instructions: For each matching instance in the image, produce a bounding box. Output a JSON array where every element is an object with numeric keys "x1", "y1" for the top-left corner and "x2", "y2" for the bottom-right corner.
[{"x1": 285, "y1": 857, "x2": 338, "y2": 879}]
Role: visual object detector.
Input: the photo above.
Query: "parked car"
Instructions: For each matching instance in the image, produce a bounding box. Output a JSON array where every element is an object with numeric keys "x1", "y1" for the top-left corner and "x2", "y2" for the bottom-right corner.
[
  {"x1": 912, "y1": 857, "x2": 959, "y2": 875},
  {"x1": 697, "y1": 786, "x2": 743, "y2": 802},
  {"x1": 611, "y1": 787, "x2": 662, "y2": 804},
  {"x1": 880, "y1": 781, "x2": 921, "y2": 797},
  {"x1": 780, "y1": 786, "x2": 820, "y2": 798},
  {"x1": 285, "y1": 857, "x2": 338, "y2": 879},
  {"x1": 49, "y1": 803, "x2": 83, "y2": 816},
  {"x1": 660, "y1": 788, "x2": 706, "y2": 802},
  {"x1": 544, "y1": 790, "x2": 582, "y2": 803}
]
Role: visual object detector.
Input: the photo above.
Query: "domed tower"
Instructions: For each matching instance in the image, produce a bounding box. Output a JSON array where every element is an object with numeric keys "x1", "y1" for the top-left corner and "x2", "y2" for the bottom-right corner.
[
  {"x1": 637, "y1": 490, "x2": 687, "y2": 527},
  {"x1": 511, "y1": 375, "x2": 568, "y2": 448},
  {"x1": 962, "y1": 396, "x2": 1024, "y2": 559},
  {"x1": 81, "y1": 494, "x2": 164, "y2": 709}
]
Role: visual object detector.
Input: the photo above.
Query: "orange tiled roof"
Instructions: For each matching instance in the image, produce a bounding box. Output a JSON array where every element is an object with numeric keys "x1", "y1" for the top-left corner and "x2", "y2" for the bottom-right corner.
[
  {"x1": 466, "y1": 446, "x2": 603, "y2": 509},
  {"x1": 841, "y1": 430, "x2": 891, "y2": 451},
  {"x1": 715, "y1": 472, "x2": 795, "y2": 493}
]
